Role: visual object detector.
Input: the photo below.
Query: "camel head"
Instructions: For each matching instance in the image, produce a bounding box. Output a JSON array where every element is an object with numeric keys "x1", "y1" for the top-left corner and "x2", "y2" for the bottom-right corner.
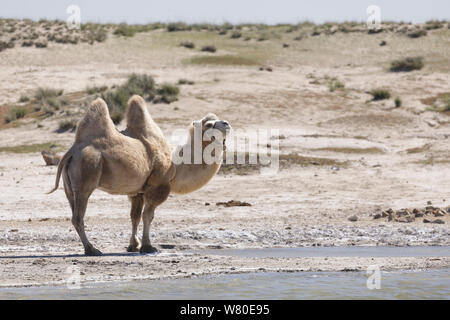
[
  {"x1": 170, "y1": 114, "x2": 231, "y2": 194},
  {"x1": 192, "y1": 113, "x2": 231, "y2": 152}
]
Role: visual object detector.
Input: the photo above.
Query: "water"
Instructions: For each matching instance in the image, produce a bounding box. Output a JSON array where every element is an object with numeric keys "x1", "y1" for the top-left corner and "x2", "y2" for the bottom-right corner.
[
  {"x1": 192, "y1": 246, "x2": 450, "y2": 258},
  {"x1": 1, "y1": 270, "x2": 449, "y2": 299},
  {"x1": 1, "y1": 246, "x2": 449, "y2": 299}
]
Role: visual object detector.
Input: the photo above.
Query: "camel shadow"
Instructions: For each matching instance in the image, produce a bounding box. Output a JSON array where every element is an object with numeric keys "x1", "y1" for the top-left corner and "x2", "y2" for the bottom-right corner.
[{"x1": 0, "y1": 251, "x2": 158, "y2": 259}]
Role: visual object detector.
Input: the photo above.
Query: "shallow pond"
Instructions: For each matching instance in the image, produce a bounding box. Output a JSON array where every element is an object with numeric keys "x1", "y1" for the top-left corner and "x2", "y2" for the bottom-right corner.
[{"x1": 1, "y1": 270, "x2": 449, "y2": 300}]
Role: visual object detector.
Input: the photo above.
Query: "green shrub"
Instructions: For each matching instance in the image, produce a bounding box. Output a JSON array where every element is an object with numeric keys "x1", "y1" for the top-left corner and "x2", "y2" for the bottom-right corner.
[
  {"x1": 328, "y1": 79, "x2": 345, "y2": 92},
  {"x1": 114, "y1": 24, "x2": 136, "y2": 37},
  {"x1": 126, "y1": 73, "x2": 155, "y2": 96},
  {"x1": 34, "y1": 88, "x2": 63, "y2": 102},
  {"x1": 154, "y1": 83, "x2": 179, "y2": 104},
  {"x1": 18, "y1": 95, "x2": 29, "y2": 103},
  {"x1": 34, "y1": 40, "x2": 48, "y2": 48},
  {"x1": 57, "y1": 119, "x2": 77, "y2": 133},
  {"x1": 4, "y1": 106, "x2": 28, "y2": 123},
  {"x1": 167, "y1": 23, "x2": 191, "y2": 32},
  {"x1": 407, "y1": 29, "x2": 427, "y2": 38},
  {"x1": 21, "y1": 40, "x2": 33, "y2": 47},
  {"x1": 86, "y1": 85, "x2": 108, "y2": 95},
  {"x1": 394, "y1": 97, "x2": 402, "y2": 107},
  {"x1": 390, "y1": 57, "x2": 424, "y2": 72},
  {"x1": 178, "y1": 79, "x2": 195, "y2": 85},
  {"x1": 370, "y1": 89, "x2": 391, "y2": 100},
  {"x1": 230, "y1": 31, "x2": 242, "y2": 39},
  {"x1": 201, "y1": 45, "x2": 216, "y2": 53},
  {"x1": 425, "y1": 20, "x2": 443, "y2": 30},
  {"x1": 101, "y1": 74, "x2": 157, "y2": 123},
  {"x1": 180, "y1": 41, "x2": 195, "y2": 49},
  {"x1": 157, "y1": 83, "x2": 179, "y2": 96}
]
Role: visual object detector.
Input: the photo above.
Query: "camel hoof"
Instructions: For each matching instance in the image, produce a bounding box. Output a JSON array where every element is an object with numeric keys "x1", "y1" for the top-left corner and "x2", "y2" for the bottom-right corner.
[
  {"x1": 85, "y1": 247, "x2": 103, "y2": 256},
  {"x1": 140, "y1": 245, "x2": 158, "y2": 254},
  {"x1": 127, "y1": 245, "x2": 140, "y2": 252}
]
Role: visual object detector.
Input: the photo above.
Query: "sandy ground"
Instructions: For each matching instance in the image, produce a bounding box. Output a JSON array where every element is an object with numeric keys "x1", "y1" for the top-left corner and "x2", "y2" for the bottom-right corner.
[{"x1": 0, "y1": 24, "x2": 449, "y2": 288}]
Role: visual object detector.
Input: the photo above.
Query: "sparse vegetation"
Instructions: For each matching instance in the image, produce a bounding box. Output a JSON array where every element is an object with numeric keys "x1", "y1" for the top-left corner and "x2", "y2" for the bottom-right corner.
[
  {"x1": 178, "y1": 79, "x2": 195, "y2": 85},
  {"x1": 427, "y1": 98, "x2": 450, "y2": 113},
  {"x1": 34, "y1": 39, "x2": 47, "y2": 48},
  {"x1": 167, "y1": 22, "x2": 191, "y2": 32},
  {"x1": 33, "y1": 87, "x2": 64, "y2": 110},
  {"x1": 100, "y1": 74, "x2": 177, "y2": 122},
  {"x1": 370, "y1": 89, "x2": 391, "y2": 101},
  {"x1": 390, "y1": 57, "x2": 424, "y2": 72},
  {"x1": 394, "y1": 97, "x2": 402, "y2": 107},
  {"x1": 327, "y1": 78, "x2": 345, "y2": 92},
  {"x1": 314, "y1": 147, "x2": 384, "y2": 154},
  {"x1": 113, "y1": 24, "x2": 137, "y2": 37},
  {"x1": 57, "y1": 119, "x2": 78, "y2": 133},
  {"x1": 188, "y1": 55, "x2": 259, "y2": 66},
  {"x1": 425, "y1": 20, "x2": 444, "y2": 30},
  {"x1": 180, "y1": 41, "x2": 195, "y2": 49},
  {"x1": 230, "y1": 31, "x2": 242, "y2": 39},
  {"x1": 18, "y1": 95, "x2": 29, "y2": 103},
  {"x1": 0, "y1": 142, "x2": 62, "y2": 154},
  {"x1": 4, "y1": 106, "x2": 28, "y2": 123},
  {"x1": 201, "y1": 45, "x2": 217, "y2": 53},
  {"x1": 407, "y1": 29, "x2": 427, "y2": 38},
  {"x1": 154, "y1": 83, "x2": 180, "y2": 104},
  {"x1": 86, "y1": 85, "x2": 108, "y2": 95}
]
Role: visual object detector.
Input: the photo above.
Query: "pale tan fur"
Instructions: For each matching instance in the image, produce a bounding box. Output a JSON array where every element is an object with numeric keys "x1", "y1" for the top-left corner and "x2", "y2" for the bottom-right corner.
[
  {"x1": 49, "y1": 95, "x2": 230, "y2": 256},
  {"x1": 170, "y1": 115, "x2": 224, "y2": 194}
]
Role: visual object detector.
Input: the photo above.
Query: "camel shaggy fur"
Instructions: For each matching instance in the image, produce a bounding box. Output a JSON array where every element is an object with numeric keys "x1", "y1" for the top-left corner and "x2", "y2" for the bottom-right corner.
[{"x1": 49, "y1": 95, "x2": 230, "y2": 255}]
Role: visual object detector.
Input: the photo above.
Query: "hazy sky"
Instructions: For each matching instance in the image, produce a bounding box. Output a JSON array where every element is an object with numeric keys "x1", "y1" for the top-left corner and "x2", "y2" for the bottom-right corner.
[{"x1": 1, "y1": 0, "x2": 449, "y2": 24}]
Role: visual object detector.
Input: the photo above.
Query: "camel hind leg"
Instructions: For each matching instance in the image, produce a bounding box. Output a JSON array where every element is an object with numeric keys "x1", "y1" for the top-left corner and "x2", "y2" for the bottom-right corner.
[
  {"x1": 140, "y1": 184, "x2": 171, "y2": 254},
  {"x1": 127, "y1": 194, "x2": 144, "y2": 252},
  {"x1": 67, "y1": 149, "x2": 103, "y2": 256}
]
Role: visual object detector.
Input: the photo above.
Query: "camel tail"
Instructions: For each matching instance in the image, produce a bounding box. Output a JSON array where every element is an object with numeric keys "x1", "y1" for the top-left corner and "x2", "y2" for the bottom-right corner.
[{"x1": 47, "y1": 147, "x2": 73, "y2": 194}]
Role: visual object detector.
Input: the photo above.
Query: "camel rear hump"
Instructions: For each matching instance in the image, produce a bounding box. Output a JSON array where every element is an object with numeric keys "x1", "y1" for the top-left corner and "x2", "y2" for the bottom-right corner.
[
  {"x1": 125, "y1": 95, "x2": 164, "y2": 139},
  {"x1": 75, "y1": 98, "x2": 117, "y2": 143}
]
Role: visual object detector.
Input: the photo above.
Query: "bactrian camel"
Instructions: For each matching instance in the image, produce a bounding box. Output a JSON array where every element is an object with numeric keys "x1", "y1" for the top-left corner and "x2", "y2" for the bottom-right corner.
[{"x1": 49, "y1": 95, "x2": 231, "y2": 255}]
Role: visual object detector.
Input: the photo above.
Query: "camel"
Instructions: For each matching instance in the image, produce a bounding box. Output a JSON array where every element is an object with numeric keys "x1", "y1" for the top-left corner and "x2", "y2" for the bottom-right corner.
[{"x1": 49, "y1": 95, "x2": 230, "y2": 255}]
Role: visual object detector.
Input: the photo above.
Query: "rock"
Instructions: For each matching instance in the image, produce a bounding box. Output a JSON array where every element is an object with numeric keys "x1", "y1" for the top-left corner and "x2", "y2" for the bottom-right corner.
[
  {"x1": 216, "y1": 200, "x2": 252, "y2": 207},
  {"x1": 373, "y1": 213, "x2": 382, "y2": 219},
  {"x1": 348, "y1": 215, "x2": 358, "y2": 222},
  {"x1": 433, "y1": 210, "x2": 445, "y2": 217},
  {"x1": 432, "y1": 219, "x2": 445, "y2": 224},
  {"x1": 423, "y1": 218, "x2": 431, "y2": 223},
  {"x1": 41, "y1": 150, "x2": 61, "y2": 166},
  {"x1": 396, "y1": 216, "x2": 415, "y2": 223}
]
